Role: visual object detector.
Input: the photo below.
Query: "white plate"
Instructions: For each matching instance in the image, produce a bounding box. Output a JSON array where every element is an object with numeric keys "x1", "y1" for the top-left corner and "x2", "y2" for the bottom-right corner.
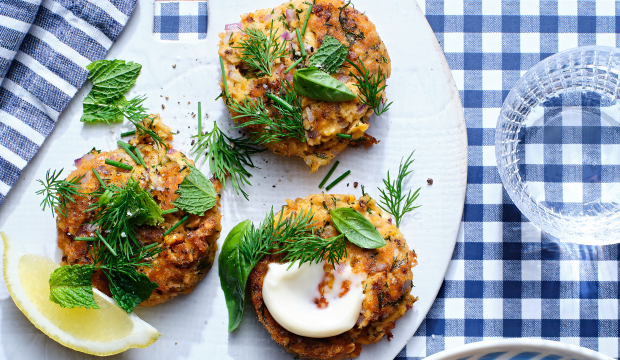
[
  {"x1": 0, "y1": 0, "x2": 467, "y2": 359},
  {"x1": 425, "y1": 339, "x2": 614, "y2": 360}
]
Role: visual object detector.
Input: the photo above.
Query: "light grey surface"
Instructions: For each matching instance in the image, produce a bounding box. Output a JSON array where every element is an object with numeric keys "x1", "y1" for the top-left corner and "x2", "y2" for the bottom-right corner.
[{"x1": 0, "y1": 0, "x2": 467, "y2": 359}]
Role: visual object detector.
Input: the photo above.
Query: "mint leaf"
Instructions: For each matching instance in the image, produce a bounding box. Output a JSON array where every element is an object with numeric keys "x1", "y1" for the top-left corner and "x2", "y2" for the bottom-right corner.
[
  {"x1": 81, "y1": 94, "x2": 127, "y2": 124},
  {"x1": 108, "y1": 268, "x2": 159, "y2": 313},
  {"x1": 125, "y1": 177, "x2": 164, "y2": 226},
  {"x1": 49, "y1": 265, "x2": 99, "y2": 309},
  {"x1": 87, "y1": 60, "x2": 142, "y2": 101},
  {"x1": 308, "y1": 36, "x2": 348, "y2": 74},
  {"x1": 172, "y1": 165, "x2": 218, "y2": 216}
]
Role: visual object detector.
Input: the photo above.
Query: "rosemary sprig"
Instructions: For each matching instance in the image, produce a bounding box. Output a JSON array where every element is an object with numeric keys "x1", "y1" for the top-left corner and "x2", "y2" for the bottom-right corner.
[
  {"x1": 191, "y1": 113, "x2": 263, "y2": 200},
  {"x1": 347, "y1": 58, "x2": 392, "y2": 116},
  {"x1": 377, "y1": 151, "x2": 421, "y2": 227},
  {"x1": 234, "y1": 21, "x2": 290, "y2": 77},
  {"x1": 36, "y1": 169, "x2": 85, "y2": 217}
]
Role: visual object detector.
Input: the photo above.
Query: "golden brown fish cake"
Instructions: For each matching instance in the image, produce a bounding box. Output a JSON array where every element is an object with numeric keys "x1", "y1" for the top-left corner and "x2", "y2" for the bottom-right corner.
[
  {"x1": 218, "y1": 0, "x2": 390, "y2": 172},
  {"x1": 56, "y1": 116, "x2": 222, "y2": 307},
  {"x1": 249, "y1": 194, "x2": 417, "y2": 360}
]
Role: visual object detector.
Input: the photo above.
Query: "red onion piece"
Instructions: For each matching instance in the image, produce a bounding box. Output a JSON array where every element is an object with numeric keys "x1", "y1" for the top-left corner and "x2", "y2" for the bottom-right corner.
[
  {"x1": 223, "y1": 31, "x2": 233, "y2": 43},
  {"x1": 225, "y1": 23, "x2": 243, "y2": 31},
  {"x1": 285, "y1": 73, "x2": 293, "y2": 82},
  {"x1": 305, "y1": 108, "x2": 315, "y2": 122},
  {"x1": 337, "y1": 74, "x2": 350, "y2": 83},
  {"x1": 74, "y1": 157, "x2": 82, "y2": 167},
  {"x1": 286, "y1": 9, "x2": 296, "y2": 25},
  {"x1": 280, "y1": 31, "x2": 294, "y2": 41},
  {"x1": 263, "y1": 14, "x2": 272, "y2": 22},
  {"x1": 167, "y1": 148, "x2": 177, "y2": 155},
  {"x1": 357, "y1": 103, "x2": 368, "y2": 114}
]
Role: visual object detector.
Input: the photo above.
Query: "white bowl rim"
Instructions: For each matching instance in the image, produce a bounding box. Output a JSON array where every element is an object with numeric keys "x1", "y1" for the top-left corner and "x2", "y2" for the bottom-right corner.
[{"x1": 423, "y1": 338, "x2": 614, "y2": 360}]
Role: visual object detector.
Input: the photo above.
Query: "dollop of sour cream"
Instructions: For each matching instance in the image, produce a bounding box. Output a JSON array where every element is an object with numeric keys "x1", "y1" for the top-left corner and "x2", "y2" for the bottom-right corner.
[{"x1": 262, "y1": 260, "x2": 367, "y2": 338}]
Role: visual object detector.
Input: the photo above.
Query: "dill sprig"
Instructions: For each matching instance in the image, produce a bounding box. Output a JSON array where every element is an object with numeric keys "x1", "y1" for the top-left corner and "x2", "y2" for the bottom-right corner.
[
  {"x1": 36, "y1": 169, "x2": 85, "y2": 217},
  {"x1": 230, "y1": 80, "x2": 305, "y2": 144},
  {"x1": 122, "y1": 96, "x2": 168, "y2": 150},
  {"x1": 191, "y1": 118, "x2": 263, "y2": 200},
  {"x1": 235, "y1": 21, "x2": 290, "y2": 77},
  {"x1": 240, "y1": 208, "x2": 347, "y2": 269},
  {"x1": 347, "y1": 58, "x2": 392, "y2": 116},
  {"x1": 377, "y1": 151, "x2": 421, "y2": 227}
]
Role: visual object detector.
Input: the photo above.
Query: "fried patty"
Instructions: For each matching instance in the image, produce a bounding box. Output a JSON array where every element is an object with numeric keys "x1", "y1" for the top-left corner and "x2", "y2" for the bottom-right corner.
[
  {"x1": 249, "y1": 194, "x2": 417, "y2": 360},
  {"x1": 219, "y1": 0, "x2": 390, "y2": 172},
  {"x1": 56, "y1": 116, "x2": 222, "y2": 307}
]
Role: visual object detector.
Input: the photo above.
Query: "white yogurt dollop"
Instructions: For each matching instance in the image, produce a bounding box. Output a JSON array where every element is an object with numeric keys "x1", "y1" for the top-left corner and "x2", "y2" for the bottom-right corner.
[{"x1": 262, "y1": 260, "x2": 367, "y2": 338}]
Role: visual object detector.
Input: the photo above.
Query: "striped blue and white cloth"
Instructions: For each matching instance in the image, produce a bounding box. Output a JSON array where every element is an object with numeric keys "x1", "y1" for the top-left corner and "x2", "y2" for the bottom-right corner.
[
  {"x1": 396, "y1": 1, "x2": 620, "y2": 359},
  {"x1": 0, "y1": 0, "x2": 136, "y2": 205}
]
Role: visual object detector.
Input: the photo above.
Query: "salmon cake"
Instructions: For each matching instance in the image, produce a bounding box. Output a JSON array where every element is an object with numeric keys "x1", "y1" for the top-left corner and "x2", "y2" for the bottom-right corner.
[
  {"x1": 218, "y1": 0, "x2": 390, "y2": 172},
  {"x1": 56, "y1": 116, "x2": 222, "y2": 307},
  {"x1": 249, "y1": 194, "x2": 417, "y2": 360}
]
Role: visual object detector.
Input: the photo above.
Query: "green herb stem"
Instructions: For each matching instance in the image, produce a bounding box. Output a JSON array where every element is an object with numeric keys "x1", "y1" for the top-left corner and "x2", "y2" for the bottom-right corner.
[
  {"x1": 220, "y1": 56, "x2": 230, "y2": 99},
  {"x1": 285, "y1": 57, "x2": 304, "y2": 74},
  {"x1": 95, "y1": 230, "x2": 117, "y2": 257},
  {"x1": 134, "y1": 147, "x2": 147, "y2": 168},
  {"x1": 163, "y1": 215, "x2": 189, "y2": 236},
  {"x1": 301, "y1": 4, "x2": 313, "y2": 36},
  {"x1": 92, "y1": 169, "x2": 106, "y2": 189},
  {"x1": 105, "y1": 159, "x2": 132, "y2": 171},
  {"x1": 117, "y1": 141, "x2": 141, "y2": 165},
  {"x1": 74, "y1": 237, "x2": 98, "y2": 241},
  {"x1": 319, "y1": 160, "x2": 340, "y2": 188},
  {"x1": 337, "y1": 134, "x2": 352, "y2": 139},
  {"x1": 161, "y1": 208, "x2": 179, "y2": 215},
  {"x1": 121, "y1": 130, "x2": 136, "y2": 137},
  {"x1": 325, "y1": 170, "x2": 351, "y2": 191},
  {"x1": 296, "y1": 28, "x2": 306, "y2": 58},
  {"x1": 197, "y1": 102, "x2": 202, "y2": 140},
  {"x1": 267, "y1": 93, "x2": 294, "y2": 113}
]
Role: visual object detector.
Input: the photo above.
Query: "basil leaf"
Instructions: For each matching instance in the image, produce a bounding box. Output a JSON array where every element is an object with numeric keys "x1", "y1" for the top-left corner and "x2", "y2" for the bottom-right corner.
[
  {"x1": 49, "y1": 265, "x2": 100, "y2": 309},
  {"x1": 308, "y1": 35, "x2": 348, "y2": 74},
  {"x1": 293, "y1": 67, "x2": 356, "y2": 102},
  {"x1": 329, "y1": 207, "x2": 385, "y2": 249},
  {"x1": 172, "y1": 165, "x2": 218, "y2": 216},
  {"x1": 108, "y1": 268, "x2": 159, "y2": 313},
  {"x1": 218, "y1": 220, "x2": 254, "y2": 332}
]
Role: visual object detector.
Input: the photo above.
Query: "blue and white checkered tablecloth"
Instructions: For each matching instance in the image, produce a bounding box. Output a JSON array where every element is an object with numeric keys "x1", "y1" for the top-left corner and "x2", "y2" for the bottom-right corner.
[
  {"x1": 396, "y1": 1, "x2": 620, "y2": 359},
  {"x1": 153, "y1": 0, "x2": 208, "y2": 41}
]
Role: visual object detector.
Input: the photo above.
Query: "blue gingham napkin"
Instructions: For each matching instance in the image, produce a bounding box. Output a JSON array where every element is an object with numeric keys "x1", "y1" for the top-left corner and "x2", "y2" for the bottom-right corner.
[
  {"x1": 0, "y1": 0, "x2": 137, "y2": 205},
  {"x1": 395, "y1": 1, "x2": 620, "y2": 359},
  {"x1": 153, "y1": 0, "x2": 208, "y2": 41}
]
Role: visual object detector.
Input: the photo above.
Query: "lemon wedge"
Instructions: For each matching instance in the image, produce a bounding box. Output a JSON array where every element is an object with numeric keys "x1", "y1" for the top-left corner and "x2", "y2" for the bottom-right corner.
[{"x1": 1, "y1": 232, "x2": 161, "y2": 355}]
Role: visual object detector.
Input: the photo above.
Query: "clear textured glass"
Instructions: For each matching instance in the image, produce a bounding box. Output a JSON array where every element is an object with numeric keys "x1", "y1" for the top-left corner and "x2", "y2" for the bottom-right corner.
[{"x1": 496, "y1": 46, "x2": 620, "y2": 244}]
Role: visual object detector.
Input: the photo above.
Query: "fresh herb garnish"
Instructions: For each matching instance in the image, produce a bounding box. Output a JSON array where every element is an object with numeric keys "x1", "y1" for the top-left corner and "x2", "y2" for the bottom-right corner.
[
  {"x1": 49, "y1": 265, "x2": 99, "y2": 309},
  {"x1": 36, "y1": 169, "x2": 84, "y2": 217},
  {"x1": 377, "y1": 151, "x2": 421, "y2": 227},
  {"x1": 308, "y1": 35, "x2": 348, "y2": 74},
  {"x1": 325, "y1": 170, "x2": 351, "y2": 191},
  {"x1": 163, "y1": 215, "x2": 189, "y2": 236},
  {"x1": 219, "y1": 204, "x2": 386, "y2": 331},
  {"x1": 301, "y1": 3, "x2": 313, "y2": 36},
  {"x1": 347, "y1": 58, "x2": 392, "y2": 116},
  {"x1": 81, "y1": 60, "x2": 168, "y2": 150},
  {"x1": 235, "y1": 21, "x2": 290, "y2": 77},
  {"x1": 293, "y1": 67, "x2": 356, "y2": 102},
  {"x1": 228, "y1": 78, "x2": 305, "y2": 145},
  {"x1": 329, "y1": 207, "x2": 385, "y2": 248},
  {"x1": 319, "y1": 160, "x2": 340, "y2": 188},
  {"x1": 172, "y1": 164, "x2": 218, "y2": 216},
  {"x1": 191, "y1": 110, "x2": 264, "y2": 200}
]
